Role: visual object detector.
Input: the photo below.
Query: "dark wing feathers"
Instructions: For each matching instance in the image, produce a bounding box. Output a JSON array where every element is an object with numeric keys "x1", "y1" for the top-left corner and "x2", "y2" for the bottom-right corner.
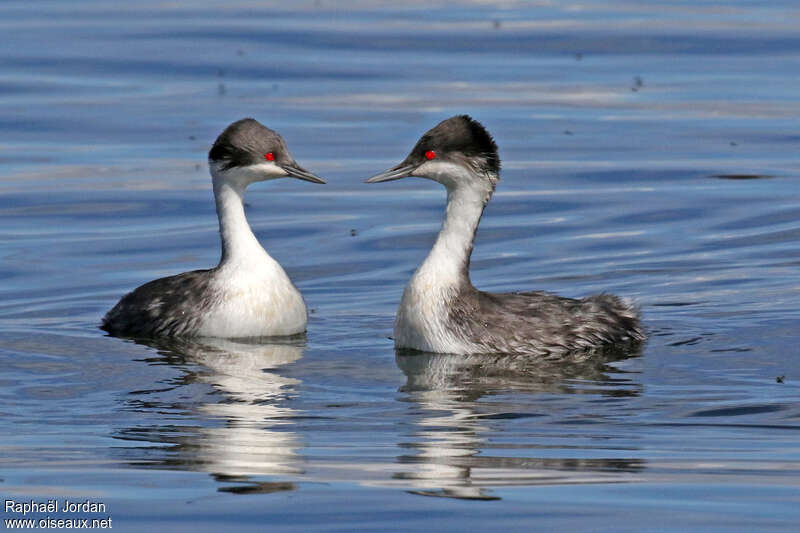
[
  {"x1": 101, "y1": 270, "x2": 216, "y2": 338},
  {"x1": 450, "y1": 288, "x2": 643, "y2": 358}
]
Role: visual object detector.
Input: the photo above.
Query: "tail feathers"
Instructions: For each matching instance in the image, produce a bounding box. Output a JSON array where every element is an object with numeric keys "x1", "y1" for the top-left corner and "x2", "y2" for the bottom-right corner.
[{"x1": 585, "y1": 293, "x2": 645, "y2": 342}]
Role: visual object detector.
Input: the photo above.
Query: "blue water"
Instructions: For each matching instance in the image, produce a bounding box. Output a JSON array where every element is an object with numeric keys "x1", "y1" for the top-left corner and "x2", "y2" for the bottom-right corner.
[{"x1": 2, "y1": 1, "x2": 800, "y2": 531}]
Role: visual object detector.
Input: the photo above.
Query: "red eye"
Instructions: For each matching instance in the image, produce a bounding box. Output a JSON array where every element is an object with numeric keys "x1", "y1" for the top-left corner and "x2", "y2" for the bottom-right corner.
[
  {"x1": 265, "y1": 152, "x2": 275, "y2": 161},
  {"x1": 425, "y1": 150, "x2": 436, "y2": 160}
]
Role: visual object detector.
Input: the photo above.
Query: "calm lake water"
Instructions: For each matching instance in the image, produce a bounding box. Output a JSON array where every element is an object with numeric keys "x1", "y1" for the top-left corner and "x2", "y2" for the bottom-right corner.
[{"x1": 2, "y1": 1, "x2": 799, "y2": 531}]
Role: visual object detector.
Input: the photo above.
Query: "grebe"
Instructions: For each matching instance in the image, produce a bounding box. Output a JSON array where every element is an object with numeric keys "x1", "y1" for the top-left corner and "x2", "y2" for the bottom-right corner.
[
  {"x1": 366, "y1": 115, "x2": 644, "y2": 357},
  {"x1": 102, "y1": 118, "x2": 325, "y2": 338}
]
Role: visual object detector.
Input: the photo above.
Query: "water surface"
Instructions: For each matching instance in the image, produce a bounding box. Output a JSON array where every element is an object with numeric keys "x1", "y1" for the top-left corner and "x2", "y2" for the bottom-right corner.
[{"x1": 1, "y1": 1, "x2": 799, "y2": 531}]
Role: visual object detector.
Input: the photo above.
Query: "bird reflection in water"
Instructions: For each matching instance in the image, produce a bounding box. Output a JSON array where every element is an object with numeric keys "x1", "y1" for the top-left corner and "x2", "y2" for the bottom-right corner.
[
  {"x1": 115, "y1": 336, "x2": 304, "y2": 495},
  {"x1": 394, "y1": 345, "x2": 644, "y2": 500}
]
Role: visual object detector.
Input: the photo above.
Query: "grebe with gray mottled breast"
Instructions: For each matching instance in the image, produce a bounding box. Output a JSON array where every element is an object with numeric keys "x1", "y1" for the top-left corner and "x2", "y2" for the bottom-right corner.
[
  {"x1": 102, "y1": 118, "x2": 325, "y2": 338},
  {"x1": 367, "y1": 115, "x2": 644, "y2": 357}
]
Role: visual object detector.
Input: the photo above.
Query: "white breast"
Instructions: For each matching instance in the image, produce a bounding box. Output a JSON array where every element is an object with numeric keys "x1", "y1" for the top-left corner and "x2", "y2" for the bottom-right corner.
[
  {"x1": 393, "y1": 272, "x2": 476, "y2": 354},
  {"x1": 392, "y1": 177, "x2": 491, "y2": 354},
  {"x1": 197, "y1": 256, "x2": 307, "y2": 338}
]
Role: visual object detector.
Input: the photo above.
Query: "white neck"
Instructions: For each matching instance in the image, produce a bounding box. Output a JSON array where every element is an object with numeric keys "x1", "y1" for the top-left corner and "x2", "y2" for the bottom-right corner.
[
  {"x1": 212, "y1": 176, "x2": 268, "y2": 267},
  {"x1": 414, "y1": 176, "x2": 493, "y2": 289}
]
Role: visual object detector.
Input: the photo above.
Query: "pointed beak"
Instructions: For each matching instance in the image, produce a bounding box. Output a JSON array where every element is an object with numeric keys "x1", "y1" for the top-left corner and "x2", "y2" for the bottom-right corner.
[
  {"x1": 365, "y1": 163, "x2": 417, "y2": 184},
  {"x1": 282, "y1": 164, "x2": 326, "y2": 184}
]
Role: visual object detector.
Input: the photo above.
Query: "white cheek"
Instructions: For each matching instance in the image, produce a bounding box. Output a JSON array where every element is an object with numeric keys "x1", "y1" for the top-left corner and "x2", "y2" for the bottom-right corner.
[
  {"x1": 240, "y1": 162, "x2": 288, "y2": 180},
  {"x1": 210, "y1": 161, "x2": 288, "y2": 185},
  {"x1": 413, "y1": 160, "x2": 474, "y2": 186}
]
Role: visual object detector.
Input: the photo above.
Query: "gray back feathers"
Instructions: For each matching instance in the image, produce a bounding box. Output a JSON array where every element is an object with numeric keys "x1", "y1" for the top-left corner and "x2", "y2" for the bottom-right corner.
[
  {"x1": 448, "y1": 288, "x2": 644, "y2": 358},
  {"x1": 101, "y1": 270, "x2": 217, "y2": 337}
]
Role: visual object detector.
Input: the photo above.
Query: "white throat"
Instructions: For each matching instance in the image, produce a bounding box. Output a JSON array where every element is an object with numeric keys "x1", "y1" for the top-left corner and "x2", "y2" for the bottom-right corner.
[
  {"x1": 199, "y1": 164, "x2": 307, "y2": 338},
  {"x1": 211, "y1": 165, "x2": 271, "y2": 267},
  {"x1": 392, "y1": 167, "x2": 495, "y2": 353},
  {"x1": 413, "y1": 169, "x2": 493, "y2": 289}
]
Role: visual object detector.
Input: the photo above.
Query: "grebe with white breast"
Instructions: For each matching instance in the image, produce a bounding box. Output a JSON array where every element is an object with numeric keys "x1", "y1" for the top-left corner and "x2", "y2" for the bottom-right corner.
[
  {"x1": 102, "y1": 118, "x2": 324, "y2": 338},
  {"x1": 366, "y1": 115, "x2": 644, "y2": 357}
]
